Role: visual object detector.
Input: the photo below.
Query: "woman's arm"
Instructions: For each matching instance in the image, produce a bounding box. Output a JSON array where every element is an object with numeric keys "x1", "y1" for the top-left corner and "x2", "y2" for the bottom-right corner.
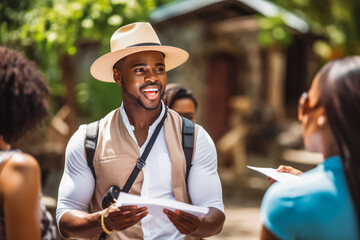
[{"x1": 0, "y1": 153, "x2": 41, "y2": 240}]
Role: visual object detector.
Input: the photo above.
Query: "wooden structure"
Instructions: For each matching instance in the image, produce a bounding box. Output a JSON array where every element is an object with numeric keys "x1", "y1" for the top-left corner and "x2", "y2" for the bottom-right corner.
[{"x1": 150, "y1": 0, "x2": 320, "y2": 146}]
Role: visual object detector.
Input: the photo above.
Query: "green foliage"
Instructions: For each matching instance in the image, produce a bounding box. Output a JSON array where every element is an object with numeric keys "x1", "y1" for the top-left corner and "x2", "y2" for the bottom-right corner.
[
  {"x1": 2, "y1": 0, "x2": 156, "y2": 55},
  {"x1": 1, "y1": 0, "x2": 154, "y2": 75},
  {"x1": 257, "y1": 16, "x2": 293, "y2": 48},
  {"x1": 267, "y1": 0, "x2": 360, "y2": 57},
  {"x1": 0, "y1": 0, "x2": 174, "y2": 120},
  {"x1": 77, "y1": 79, "x2": 122, "y2": 121}
]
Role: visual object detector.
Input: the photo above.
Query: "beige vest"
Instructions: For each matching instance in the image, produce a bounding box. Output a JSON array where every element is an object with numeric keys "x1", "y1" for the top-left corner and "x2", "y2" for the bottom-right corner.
[{"x1": 90, "y1": 108, "x2": 200, "y2": 240}]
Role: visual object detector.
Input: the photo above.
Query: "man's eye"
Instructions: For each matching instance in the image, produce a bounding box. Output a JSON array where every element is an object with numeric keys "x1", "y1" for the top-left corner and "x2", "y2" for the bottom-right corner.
[
  {"x1": 155, "y1": 67, "x2": 165, "y2": 72},
  {"x1": 134, "y1": 68, "x2": 145, "y2": 73}
]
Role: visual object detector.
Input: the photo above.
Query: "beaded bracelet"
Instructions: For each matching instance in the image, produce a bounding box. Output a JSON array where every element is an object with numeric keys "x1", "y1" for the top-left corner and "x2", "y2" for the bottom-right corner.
[{"x1": 101, "y1": 211, "x2": 114, "y2": 234}]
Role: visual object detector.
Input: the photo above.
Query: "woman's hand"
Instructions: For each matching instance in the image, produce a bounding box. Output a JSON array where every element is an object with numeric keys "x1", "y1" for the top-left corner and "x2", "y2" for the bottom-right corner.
[{"x1": 267, "y1": 165, "x2": 303, "y2": 184}]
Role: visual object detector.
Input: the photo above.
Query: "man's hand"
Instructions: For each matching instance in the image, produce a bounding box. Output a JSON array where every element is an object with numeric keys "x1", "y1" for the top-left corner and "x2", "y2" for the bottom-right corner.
[
  {"x1": 104, "y1": 204, "x2": 148, "y2": 231},
  {"x1": 267, "y1": 165, "x2": 303, "y2": 184},
  {"x1": 163, "y1": 208, "x2": 201, "y2": 234}
]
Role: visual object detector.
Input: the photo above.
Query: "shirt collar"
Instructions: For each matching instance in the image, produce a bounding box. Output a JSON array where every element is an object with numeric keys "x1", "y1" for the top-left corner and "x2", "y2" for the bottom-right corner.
[{"x1": 120, "y1": 101, "x2": 166, "y2": 132}]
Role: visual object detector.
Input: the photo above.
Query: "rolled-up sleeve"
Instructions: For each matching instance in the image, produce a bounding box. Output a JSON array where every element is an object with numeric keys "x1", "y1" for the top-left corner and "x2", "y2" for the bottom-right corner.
[{"x1": 56, "y1": 125, "x2": 95, "y2": 229}]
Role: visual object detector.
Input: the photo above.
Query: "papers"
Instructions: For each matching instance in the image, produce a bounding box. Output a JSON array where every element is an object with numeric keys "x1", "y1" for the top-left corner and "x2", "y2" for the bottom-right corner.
[
  {"x1": 247, "y1": 165, "x2": 300, "y2": 182},
  {"x1": 116, "y1": 192, "x2": 209, "y2": 218}
]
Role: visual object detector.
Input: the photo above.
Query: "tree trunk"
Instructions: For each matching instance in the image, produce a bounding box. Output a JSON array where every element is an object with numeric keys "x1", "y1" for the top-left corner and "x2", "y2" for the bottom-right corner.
[{"x1": 60, "y1": 54, "x2": 78, "y2": 138}]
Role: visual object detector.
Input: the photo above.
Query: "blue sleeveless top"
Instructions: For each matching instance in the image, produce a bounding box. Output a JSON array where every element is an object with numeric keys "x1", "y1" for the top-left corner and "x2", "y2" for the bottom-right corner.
[{"x1": 261, "y1": 155, "x2": 359, "y2": 240}]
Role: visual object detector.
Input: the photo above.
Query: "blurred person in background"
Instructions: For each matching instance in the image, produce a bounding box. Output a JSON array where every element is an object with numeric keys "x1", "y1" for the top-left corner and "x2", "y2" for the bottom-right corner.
[
  {"x1": 0, "y1": 46, "x2": 56, "y2": 240},
  {"x1": 162, "y1": 83, "x2": 198, "y2": 123},
  {"x1": 261, "y1": 56, "x2": 360, "y2": 240}
]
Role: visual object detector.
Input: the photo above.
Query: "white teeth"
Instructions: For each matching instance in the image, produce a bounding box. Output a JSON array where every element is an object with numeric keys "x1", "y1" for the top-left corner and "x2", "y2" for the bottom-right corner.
[{"x1": 143, "y1": 88, "x2": 159, "y2": 92}]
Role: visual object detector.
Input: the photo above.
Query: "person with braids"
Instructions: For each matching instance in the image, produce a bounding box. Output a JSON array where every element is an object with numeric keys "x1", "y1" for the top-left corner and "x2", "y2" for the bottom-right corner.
[
  {"x1": 0, "y1": 46, "x2": 56, "y2": 240},
  {"x1": 162, "y1": 83, "x2": 198, "y2": 123},
  {"x1": 260, "y1": 56, "x2": 360, "y2": 239}
]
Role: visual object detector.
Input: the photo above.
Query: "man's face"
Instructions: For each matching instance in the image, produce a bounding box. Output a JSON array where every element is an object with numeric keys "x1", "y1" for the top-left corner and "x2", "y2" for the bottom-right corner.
[{"x1": 114, "y1": 51, "x2": 167, "y2": 111}]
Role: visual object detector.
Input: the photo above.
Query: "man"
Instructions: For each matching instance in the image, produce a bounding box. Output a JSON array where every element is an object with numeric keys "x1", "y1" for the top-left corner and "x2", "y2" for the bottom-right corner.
[{"x1": 56, "y1": 22, "x2": 225, "y2": 240}]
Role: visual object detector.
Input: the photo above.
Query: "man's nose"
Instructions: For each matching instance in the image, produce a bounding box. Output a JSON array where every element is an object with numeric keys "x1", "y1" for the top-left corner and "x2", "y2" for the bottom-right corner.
[{"x1": 145, "y1": 70, "x2": 157, "y2": 82}]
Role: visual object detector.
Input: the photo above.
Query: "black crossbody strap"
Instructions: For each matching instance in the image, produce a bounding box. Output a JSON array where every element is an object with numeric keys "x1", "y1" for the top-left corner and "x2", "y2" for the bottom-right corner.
[
  {"x1": 122, "y1": 107, "x2": 168, "y2": 193},
  {"x1": 181, "y1": 117, "x2": 195, "y2": 183},
  {"x1": 85, "y1": 108, "x2": 195, "y2": 188},
  {"x1": 85, "y1": 120, "x2": 100, "y2": 179}
]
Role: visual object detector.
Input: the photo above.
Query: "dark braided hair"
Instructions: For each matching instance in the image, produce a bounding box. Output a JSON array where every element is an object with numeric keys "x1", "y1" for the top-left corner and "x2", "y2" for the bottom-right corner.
[
  {"x1": 0, "y1": 46, "x2": 49, "y2": 144},
  {"x1": 162, "y1": 83, "x2": 198, "y2": 109},
  {"x1": 318, "y1": 56, "x2": 360, "y2": 229}
]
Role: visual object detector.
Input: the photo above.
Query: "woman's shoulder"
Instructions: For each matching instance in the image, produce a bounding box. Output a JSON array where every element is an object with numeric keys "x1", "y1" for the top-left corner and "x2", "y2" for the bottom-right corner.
[
  {"x1": 261, "y1": 167, "x2": 341, "y2": 219},
  {"x1": 266, "y1": 169, "x2": 334, "y2": 201},
  {"x1": 0, "y1": 152, "x2": 40, "y2": 189},
  {"x1": 6, "y1": 152, "x2": 40, "y2": 173},
  {"x1": 261, "y1": 165, "x2": 358, "y2": 240}
]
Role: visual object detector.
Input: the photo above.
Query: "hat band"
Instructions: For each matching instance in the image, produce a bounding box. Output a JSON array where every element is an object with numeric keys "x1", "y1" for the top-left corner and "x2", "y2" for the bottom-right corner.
[{"x1": 127, "y1": 42, "x2": 161, "y2": 48}]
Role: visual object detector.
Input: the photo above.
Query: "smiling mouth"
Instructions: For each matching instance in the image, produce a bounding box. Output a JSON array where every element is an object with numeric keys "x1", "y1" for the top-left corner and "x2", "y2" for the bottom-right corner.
[
  {"x1": 143, "y1": 88, "x2": 159, "y2": 95},
  {"x1": 142, "y1": 88, "x2": 160, "y2": 100}
]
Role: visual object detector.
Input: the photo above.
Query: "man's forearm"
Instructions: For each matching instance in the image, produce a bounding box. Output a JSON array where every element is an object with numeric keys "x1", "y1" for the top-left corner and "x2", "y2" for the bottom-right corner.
[
  {"x1": 191, "y1": 207, "x2": 225, "y2": 237},
  {"x1": 59, "y1": 210, "x2": 104, "y2": 239}
]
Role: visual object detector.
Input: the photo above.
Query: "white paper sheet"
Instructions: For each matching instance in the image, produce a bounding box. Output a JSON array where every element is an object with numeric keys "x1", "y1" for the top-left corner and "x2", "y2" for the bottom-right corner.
[
  {"x1": 115, "y1": 192, "x2": 209, "y2": 218},
  {"x1": 247, "y1": 165, "x2": 300, "y2": 182}
]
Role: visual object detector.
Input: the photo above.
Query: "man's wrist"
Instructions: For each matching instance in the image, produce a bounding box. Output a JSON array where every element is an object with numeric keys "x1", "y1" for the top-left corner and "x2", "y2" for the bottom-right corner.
[{"x1": 101, "y1": 210, "x2": 114, "y2": 234}]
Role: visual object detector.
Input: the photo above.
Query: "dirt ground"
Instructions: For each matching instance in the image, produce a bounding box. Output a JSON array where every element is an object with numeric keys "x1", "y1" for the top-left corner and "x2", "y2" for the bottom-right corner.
[
  {"x1": 208, "y1": 169, "x2": 269, "y2": 240},
  {"x1": 209, "y1": 151, "x2": 319, "y2": 240},
  {"x1": 211, "y1": 205, "x2": 261, "y2": 240}
]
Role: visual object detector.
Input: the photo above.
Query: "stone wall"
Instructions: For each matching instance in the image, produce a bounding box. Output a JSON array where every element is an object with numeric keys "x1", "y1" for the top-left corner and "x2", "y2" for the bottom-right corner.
[{"x1": 154, "y1": 20, "x2": 264, "y2": 126}]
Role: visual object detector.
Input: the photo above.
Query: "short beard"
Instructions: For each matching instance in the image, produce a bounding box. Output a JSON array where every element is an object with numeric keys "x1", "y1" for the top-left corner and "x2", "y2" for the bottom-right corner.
[{"x1": 121, "y1": 77, "x2": 163, "y2": 111}]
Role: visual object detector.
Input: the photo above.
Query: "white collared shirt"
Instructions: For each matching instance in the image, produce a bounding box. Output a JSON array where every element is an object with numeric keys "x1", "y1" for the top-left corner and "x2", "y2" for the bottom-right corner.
[{"x1": 56, "y1": 102, "x2": 224, "y2": 239}]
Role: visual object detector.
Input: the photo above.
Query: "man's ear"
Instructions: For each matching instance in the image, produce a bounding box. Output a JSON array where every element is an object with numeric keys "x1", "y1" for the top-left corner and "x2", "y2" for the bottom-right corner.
[{"x1": 113, "y1": 68, "x2": 122, "y2": 85}]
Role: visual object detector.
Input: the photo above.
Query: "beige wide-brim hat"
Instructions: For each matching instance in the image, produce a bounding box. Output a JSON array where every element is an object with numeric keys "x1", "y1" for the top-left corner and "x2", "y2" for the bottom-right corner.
[{"x1": 90, "y1": 22, "x2": 189, "y2": 82}]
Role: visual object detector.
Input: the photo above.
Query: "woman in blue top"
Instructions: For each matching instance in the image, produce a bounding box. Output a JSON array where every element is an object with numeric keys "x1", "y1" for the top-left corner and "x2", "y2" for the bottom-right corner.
[{"x1": 261, "y1": 56, "x2": 360, "y2": 240}]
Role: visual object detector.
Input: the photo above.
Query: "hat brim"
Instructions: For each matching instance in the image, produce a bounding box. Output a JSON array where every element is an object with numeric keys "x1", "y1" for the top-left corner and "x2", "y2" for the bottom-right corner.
[{"x1": 90, "y1": 46, "x2": 189, "y2": 82}]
